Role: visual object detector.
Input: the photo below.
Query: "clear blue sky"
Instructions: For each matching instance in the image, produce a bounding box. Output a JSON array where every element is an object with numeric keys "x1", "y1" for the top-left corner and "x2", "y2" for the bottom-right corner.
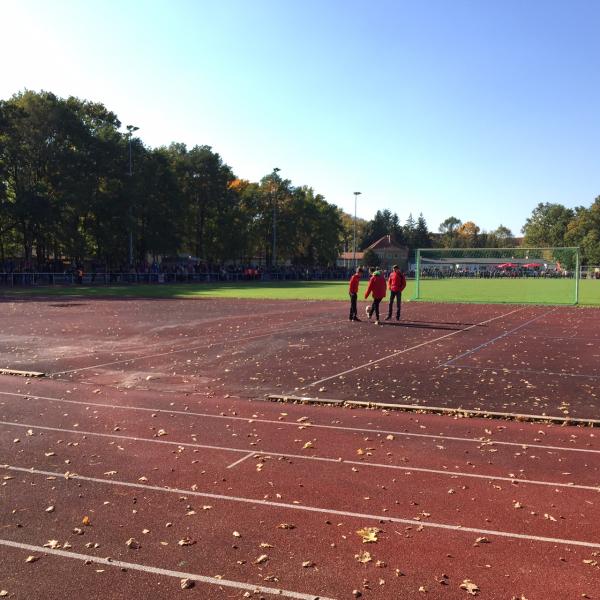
[{"x1": 2, "y1": 0, "x2": 599, "y2": 235}]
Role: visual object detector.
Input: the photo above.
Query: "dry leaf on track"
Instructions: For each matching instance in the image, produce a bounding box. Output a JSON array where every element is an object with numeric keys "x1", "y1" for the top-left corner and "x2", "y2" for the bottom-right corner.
[
  {"x1": 460, "y1": 579, "x2": 480, "y2": 595},
  {"x1": 356, "y1": 527, "x2": 380, "y2": 543}
]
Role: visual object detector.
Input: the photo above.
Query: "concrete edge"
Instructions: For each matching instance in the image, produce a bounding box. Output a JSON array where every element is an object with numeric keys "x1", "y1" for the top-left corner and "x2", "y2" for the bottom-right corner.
[
  {"x1": 266, "y1": 394, "x2": 344, "y2": 406},
  {"x1": 264, "y1": 394, "x2": 599, "y2": 426},
  {"x1": 0, "y1": 368, "x2": 45, "y2": 378}
]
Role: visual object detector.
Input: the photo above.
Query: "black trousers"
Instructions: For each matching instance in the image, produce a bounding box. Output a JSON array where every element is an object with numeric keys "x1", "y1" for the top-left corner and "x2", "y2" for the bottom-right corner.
[
  {"x1": 388, "y1": 291, "x2": 402, "y2": 318},
  {"x1": 370, "y1": 297, "x2": 382, "y2": 320},
  {"x1": 349, "y1": 293, "x2": 358, "y2": 319}
]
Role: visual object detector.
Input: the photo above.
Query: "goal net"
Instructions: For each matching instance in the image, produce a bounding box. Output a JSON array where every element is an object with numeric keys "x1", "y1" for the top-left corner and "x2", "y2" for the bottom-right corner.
[{"x1": 414, "y1": 247, "x2": 580, "y2": 305}]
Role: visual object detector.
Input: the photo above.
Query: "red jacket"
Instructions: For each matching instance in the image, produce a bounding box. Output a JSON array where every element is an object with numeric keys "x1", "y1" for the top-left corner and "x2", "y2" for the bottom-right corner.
[
  {"x1": 388, "y1": 271, "x2": 407, "y2": 293},
  {"x1": 349, "y1": 273, "x2": 361, "y2": 294},
  {"x1": 364, "y1": 274, "x2": 387, "y2": 300}
]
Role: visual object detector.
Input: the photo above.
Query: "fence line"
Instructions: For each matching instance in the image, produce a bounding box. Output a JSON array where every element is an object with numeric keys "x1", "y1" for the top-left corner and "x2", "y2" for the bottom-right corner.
[{"x1": 0, "y1": 270, "x2": 352, "y2": 287}]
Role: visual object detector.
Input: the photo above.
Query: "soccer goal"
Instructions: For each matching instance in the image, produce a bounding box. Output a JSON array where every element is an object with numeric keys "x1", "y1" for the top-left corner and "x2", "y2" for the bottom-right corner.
[{"x1": 413, "y1": 247, "x2": 580, "y2": 305}]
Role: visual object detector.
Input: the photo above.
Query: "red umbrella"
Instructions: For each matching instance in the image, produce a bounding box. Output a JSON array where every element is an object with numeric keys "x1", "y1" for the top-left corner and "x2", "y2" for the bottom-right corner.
[
  {"x1": 523, "y1": 262, "x2": 541, "y2": 268},
  {"x1": 497, "y1": 262, "x2": 517, "y2": 269}
]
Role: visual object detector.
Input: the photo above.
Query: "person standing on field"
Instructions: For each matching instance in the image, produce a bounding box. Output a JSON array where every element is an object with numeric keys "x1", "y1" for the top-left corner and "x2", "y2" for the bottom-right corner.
[
  {"x1": 364, "y1": 269, "x2": 387, "y2": 325},
  {"x1": 386, "y1": 264, "x2": 407, "y2": 320},
  {"x1": 348, "y1": 266, "x2": 363, "y2": 321}
]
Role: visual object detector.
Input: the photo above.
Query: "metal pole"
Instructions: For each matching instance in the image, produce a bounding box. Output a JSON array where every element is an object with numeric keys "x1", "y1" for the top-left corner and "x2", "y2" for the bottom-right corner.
[
  {"x1": 126, "y1": 125, "x2": 139, "y2": 268},
  {"x1": 353, "y1": 192, "x2": 361, "y2": 268},
  {"x1": 271, "y1": 167, "x2": 280, "y2": 268},
  {"x1": 575, "y1": 247, "x2": 580, "y2": 305}
]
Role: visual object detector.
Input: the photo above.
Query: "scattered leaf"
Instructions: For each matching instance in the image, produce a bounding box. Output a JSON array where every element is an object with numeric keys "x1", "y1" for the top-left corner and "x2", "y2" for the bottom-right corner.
[
  {"x1": 180, "y1": 578, "x2": 195, "y2": 589},
  {"x1": 460, "y1": 579, "x2": 480, "y2": 596},
  {"x1": 357, "y1": 527, "x2": 380, "y2": 543}
]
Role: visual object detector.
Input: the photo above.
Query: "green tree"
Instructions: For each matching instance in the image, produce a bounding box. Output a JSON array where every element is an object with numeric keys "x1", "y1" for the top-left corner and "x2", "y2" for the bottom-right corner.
[
  {"x1": 414, "y1": 213, "x2": 431, "y2": 249},
  {"x1": 363, "y1": 248, "x2": 379, "y2": 268},
  {"x1": 522, "y1": 202, "x2": 574, "y2": 247},
  {"x1": 565, "y1": 197, "x2": 600, "y2": 265},
  {"x1": 438, "y1": 216, "x2": 462, "y2": 247}
]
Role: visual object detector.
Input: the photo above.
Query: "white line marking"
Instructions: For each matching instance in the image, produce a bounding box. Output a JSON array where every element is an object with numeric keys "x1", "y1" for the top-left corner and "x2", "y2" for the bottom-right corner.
[
  {"x1": 3, "y1": 465, "x2": 600, "y2": 549},
  {"x1": 0, "y1": 539, "x2": 331, "y2": 600},
  {"x1": 0, "y1": 420, "x2": 597, "y2": 490},
  {"x1": 447, "y1": 363, "x2": 600, "y2": 380},
  {"x1": 227, "y1": 452, "x2": 255, "y2": 469},
  {"x1": 50, "y1": 317, "x2": 347, "y2": 376},
  {"x1": 441, "y1": 308, "x2": 556, "y2": 367},
  {"x1": 304, "y1": 306, "x2": 528, "y2": 388},
  {"x1": 1, "y1": 390, "x2": 598, "y2": 455}
]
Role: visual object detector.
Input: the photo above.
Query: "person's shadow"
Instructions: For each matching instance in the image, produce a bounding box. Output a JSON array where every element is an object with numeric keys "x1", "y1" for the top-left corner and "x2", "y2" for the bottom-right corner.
[{"x1": 381, "y1": 320, "x2": 468, "y2": 331}]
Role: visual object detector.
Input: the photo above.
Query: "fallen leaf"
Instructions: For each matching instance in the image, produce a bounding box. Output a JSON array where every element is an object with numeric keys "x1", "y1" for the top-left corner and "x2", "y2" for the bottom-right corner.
[
  {"x1": 180, "y1": 578, "x2": 195, "y2": 589},
  {"x1": 355, "y1": 550, "x2": 372, "y2": 564},
  {"x1": 178, "y1": 538, "x2": 196, "y2": 546},
  {"x1": 254, "y1": 554, "x2": 269, "y2": 564},
  {"x1": 460, "y1": 579, "x2": 480, "y2": 595},
  {"x1": 25, "y1": 555, "x2": 39, "y2": 563},
  {"x1": 357, "y1": 527, "x2": 380, "y2": 543},
  {"x1": 125, "y1": 538, "x2": 140, "y2": 549}
]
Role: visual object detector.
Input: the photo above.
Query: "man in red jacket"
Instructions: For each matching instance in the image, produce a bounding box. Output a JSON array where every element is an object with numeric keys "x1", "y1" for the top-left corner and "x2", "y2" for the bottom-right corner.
[
  {"x1": 364, "y1": 268, "x2": 387, "y2": 325},
  {"x1": 386, "y1": 264, "x2": 407, "y2": 320},
  {"x1": 348, "y1": 266, "x2": 363, "y2": 321}
]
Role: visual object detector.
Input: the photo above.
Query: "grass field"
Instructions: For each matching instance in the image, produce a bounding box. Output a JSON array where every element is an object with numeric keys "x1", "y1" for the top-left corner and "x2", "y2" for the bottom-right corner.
[{"x1": 2, "y1": 278, "x2": 599, "y2": 305}]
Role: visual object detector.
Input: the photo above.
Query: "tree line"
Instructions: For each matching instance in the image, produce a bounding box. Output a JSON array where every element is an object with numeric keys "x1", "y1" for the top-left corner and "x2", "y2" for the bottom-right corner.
[
  {"x1": 0, "y1": 91, "x2": 342, "y2": 270},
  {"x1": 1, "y1": 91, "x2": 598, "y2": 270}
]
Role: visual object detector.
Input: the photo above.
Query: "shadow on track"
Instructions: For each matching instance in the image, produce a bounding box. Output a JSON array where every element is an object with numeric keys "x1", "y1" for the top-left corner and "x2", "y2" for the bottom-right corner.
[{"x1": 381, "y1": 321, "x2": 466, "y2": 331}]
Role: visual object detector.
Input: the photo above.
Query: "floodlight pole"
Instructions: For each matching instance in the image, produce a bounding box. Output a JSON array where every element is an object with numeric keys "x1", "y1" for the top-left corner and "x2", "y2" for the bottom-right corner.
[
  {"x1": 126, "y1": 124, "x2": 140, "y2": 267},
  {"x1": 353, "y1": 192, "x2": 361, "y2": 268},
  {"x1": 271, "y1": 167, "x2": 280, "y2": 268}
]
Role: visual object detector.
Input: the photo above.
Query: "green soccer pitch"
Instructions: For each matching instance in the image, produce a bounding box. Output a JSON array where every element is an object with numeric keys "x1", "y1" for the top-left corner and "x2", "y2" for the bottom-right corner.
[{"x1": 2, "y1": 278, "x2": 599, "y2": 305}]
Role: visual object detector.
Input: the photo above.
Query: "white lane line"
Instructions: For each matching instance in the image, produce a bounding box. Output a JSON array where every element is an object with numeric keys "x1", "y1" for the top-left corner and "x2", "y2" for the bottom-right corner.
[
  {"x1": 303, "y1": 306, "x2": 528, "y2": 389},
  {"x1": 1, "y1": 390, "x2": 599, "y2": 455},
  {"x1": 441, "y1": 308, "x2": 556, "y2": 367},
  {"x1": 50, "y1": 317, "x2": 347, "y2": 376},
  {"x1": 3, "y1": 465, "x2": 600, "y2": 550},
  {"x1": 227, "y1": 452, "x2": 255, "y2": 469},
  {"x1": 0, "y1": 420, "x2": 597, "y2": 491},
  {"x1": 447, "y1": 363, "x2": 600, "y2": 380},
  {"x1": 0, "y1": 539, "x2": 330, "y2": 600}
]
